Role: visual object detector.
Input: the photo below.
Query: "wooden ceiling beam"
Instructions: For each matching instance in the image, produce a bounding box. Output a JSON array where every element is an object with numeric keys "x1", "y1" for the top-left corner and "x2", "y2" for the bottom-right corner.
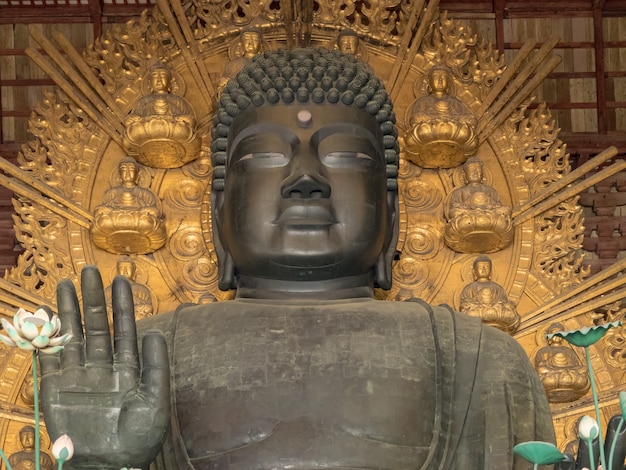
[{"x1": 0, "y1": 2, "x2": 151, "y2": 24}]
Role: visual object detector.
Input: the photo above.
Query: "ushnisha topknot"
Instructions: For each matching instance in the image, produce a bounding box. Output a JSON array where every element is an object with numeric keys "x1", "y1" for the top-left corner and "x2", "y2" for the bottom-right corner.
[{"x1": 210, "y1": 47, "x2": 399, "y2": 192}]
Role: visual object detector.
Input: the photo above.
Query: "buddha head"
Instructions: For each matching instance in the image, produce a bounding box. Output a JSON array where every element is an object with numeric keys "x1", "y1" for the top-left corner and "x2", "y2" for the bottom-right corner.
[
  {"x1": 117, "y1": 256, "x2": 137, "y2": 281},
  {"x1": 19, "y1": 426, "x2": 35, "y2": 451},
  {"x1": 463, "y1": 157, "x2": 484, "y2": 184},
  {"x1": 428, "y1": 65, "x2": 451, "y2": 97},
  {"x1": 547, "y1": 322, "x2": 566, "y2": 346},
  {"x1": 147, "y1": 63, "x2": 172, "y2": 95},
  {"x1": 211, "y1": 48, "x2": 399, "y2": 295},
  {"x1": 240, "y1": 27, "x2": 262, "y2": 59},
  {"x1": 118, "y1": 157, "x2": 140, "y2": 187},
  {"x1": 472, "y1": 255, "x2": 492, "y2": 281},
  {"x1": 337, "y1": 29, "x2": 359, "y2": 55}
]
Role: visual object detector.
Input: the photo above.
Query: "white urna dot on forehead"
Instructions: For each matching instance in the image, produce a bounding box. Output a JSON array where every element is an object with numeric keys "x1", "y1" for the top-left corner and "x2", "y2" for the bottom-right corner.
[{"x1": 297, "y1": 110, "x2": 313, "y2": 128}]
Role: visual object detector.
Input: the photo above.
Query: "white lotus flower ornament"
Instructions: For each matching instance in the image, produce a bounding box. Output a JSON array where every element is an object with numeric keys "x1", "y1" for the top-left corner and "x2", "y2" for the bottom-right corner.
[
  {"x1": 0, "y1": 307, "x2": 71, "y2": 354},
  {"x1": 51, "y1": 434, "x2": 74, "y2": 461}
]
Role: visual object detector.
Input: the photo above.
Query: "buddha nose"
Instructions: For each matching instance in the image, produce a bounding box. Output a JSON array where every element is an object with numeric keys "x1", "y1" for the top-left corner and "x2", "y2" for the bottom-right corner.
[
  {"x1": 281, "y1": 153, "x2": 331, "y2": 199},
  {"x1": 281, "y1": 174, "x2": 331, "y2": 199}
]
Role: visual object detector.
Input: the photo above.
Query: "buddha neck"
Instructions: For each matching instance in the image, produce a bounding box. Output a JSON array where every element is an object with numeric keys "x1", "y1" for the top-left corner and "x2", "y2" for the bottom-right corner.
[{"x1": 234, "y1": 273, "x2": 377, "y2": 301}]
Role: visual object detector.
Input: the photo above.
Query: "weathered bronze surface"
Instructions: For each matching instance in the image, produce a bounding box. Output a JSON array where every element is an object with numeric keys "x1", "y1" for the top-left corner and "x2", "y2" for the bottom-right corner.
[{"x1": 0, "y1": 0, "x2": 624, "y2": 460}]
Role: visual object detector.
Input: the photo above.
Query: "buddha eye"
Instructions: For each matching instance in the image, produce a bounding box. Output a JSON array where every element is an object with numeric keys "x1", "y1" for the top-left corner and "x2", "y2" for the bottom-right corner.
[
  {"x1": 322, "y1": 152, "x2": 375, "y2": 167},
  {"x1": 237, "y1": 152, "x2": 289, "y2": 167}
]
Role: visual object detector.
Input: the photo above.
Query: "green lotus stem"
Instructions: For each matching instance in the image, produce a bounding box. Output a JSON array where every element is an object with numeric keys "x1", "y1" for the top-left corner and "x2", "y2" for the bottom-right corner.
[
  {"x1": 608, "y1": 417, "x2": 624, "y2": 470},
  {"x1": 586, "y1": 437, "x2": 597, "y2": 470},
  {"x1": 584, "y1": 345, "x2": 607, "y2": 470},
  {"x1": 57, "y1": 459, "x2": 64, "y2": 470},
  {"x1": 32, "y1": 351, "x2": 40, "y2": 470},
  {"x1": 0, "y1": 447, "x2": 13, "y2": 470}
]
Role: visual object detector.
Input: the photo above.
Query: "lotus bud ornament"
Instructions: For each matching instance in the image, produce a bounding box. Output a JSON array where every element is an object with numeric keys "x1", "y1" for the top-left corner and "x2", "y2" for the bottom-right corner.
[{"x1": 51, "y1": 435, "x2": 74, "y2": 461}]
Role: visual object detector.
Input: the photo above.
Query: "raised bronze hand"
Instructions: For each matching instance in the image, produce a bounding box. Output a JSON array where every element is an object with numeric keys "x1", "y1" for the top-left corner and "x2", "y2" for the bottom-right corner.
[{"x1": 39, "y1": 266, "x2": 170, "y2": 469}]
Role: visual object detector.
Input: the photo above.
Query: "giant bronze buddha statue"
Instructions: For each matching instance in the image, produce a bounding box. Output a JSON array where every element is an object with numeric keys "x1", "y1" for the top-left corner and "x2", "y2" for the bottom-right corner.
[{"x1": 39, "y1": 48, "x2": 554, "y2": 470}]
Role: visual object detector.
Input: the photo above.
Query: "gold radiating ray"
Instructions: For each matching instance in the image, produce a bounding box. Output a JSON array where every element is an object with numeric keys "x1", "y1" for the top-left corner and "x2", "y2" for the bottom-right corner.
[
  {"x1": 0, "y1": 275, "x2": 54, "y2": 317},
  {"x1": 155, "y1": 0, "x2": 216, "y2": 117},
  {"x1": 389, "y1": 0, "x2": 439, "y2": 103},
  {"x1": 512, "y1": 146, "x2": 622, "y2": 225},
  {"x1": 0, "y1": 400, "x2": 39, "y2": 426},
  {"x1": 477, "y1": 37, "x2": 560, "y2": 135},
  {"x1": 518, "y1": 282, "x2": 626, "y2": 336},
  {"x1": 51, "y1": 31, "x2": 125, "y2": 121},
  {"x1": 478, "y1": 55, "x2": 563, "y2": 141},
  {"x1": 520, "y1": 257, "x2": 626, "y2": 333},
  {"x1": 24, "y1": 48, "x2": 123, "y2": 146},
  {"x1": 0, "y1": 156, "x2": 92, "y2": 224},
  {"x1": 0, "y1": 155, "x2": 92, "y2": 230},
  {"x1": 476, "y1": 40, "x2": 536, "y2": 117},
  {"x1": 387, "y1": 0, "x2": 426, "y2": 94},
  {"x1": 27, "y1": 29, "x2": 125, "y2": 140}
]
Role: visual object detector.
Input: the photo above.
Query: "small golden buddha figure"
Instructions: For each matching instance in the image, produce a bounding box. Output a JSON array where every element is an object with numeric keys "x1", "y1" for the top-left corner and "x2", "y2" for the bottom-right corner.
[
  {"x1": 535, "y1": 323, "x2": 590, "y2": 403},
  {"x1": 123, "y1": 63, "x2": 201, "y2": 168},
  {"x1": 333, "y1": 29, "x2": 368, "y2": 61},
  {"x1": 106, "y1": 257, "x2": 155, "y2": 323},
  {"x1": 9, "y1": 426, "x2": 53, "y2": 470},
  {"x1": 218, "y1": 27, "x2": 264, "y2": 96},
  {"x1": 404, "y1": 65, "x2": 477, "y2": 168},
  {"x1": 444, "y1": 157, "x2": 514, "y2": 253},
  {"x1": 91, "y1": 158, "x2": 167, "y2": 255},
  {"x1": 459, "y1": 255, "x2": 520, "y2": 334}
]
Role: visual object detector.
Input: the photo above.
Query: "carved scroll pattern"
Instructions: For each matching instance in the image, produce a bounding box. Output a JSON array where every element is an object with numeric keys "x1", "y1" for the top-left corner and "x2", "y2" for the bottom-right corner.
[
  {"x1": 83, "y1": 10, "x2": 177, "y2": 97},
  {"x1": 504, "y1": 102, "x2": 587, "y2": 291},
  {"x1": 533, "y1": 198, "x2": 588, "y2": 292},
  {"x1": 19, "y1": 91, "x2": 87, "y2": 194},
  {"x1": 506, "y1": 102, "x2": 569, "y2": 193},
  {"x1": 5, "y1": 90, "x2": 100, "y2": 299},
  {"x1": 183, "y1": 0, "x2": 279, "y2": 39},
  {"x1": 315, "y1": 0, "x2": 403, "y2": 43},
  {"x1": 181, "y1": 0, "x2": 406, "y2": 44},
  {"x1": 421, "y1": 12, "x2": 479, "y2": 84}
]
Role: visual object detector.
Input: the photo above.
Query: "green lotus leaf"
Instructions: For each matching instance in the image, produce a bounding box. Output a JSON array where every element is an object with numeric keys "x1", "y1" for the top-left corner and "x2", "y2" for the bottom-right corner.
[
  {"x1": 546, "y1": 321, "x2": 622, "y2": 347},
  {"x1": 620, "y1": 390, "x2": 626, "y2": 420},
  {"x1": 513, "y1": 441, "x2": 565, "y2": 465}
]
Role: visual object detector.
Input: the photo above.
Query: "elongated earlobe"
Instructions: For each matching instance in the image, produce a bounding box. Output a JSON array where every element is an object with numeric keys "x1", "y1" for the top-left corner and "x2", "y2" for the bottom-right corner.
[
  {"x1": 218, "y1": 252, "x2": 237, "y2": 290},
  {"x1": 212, "y1": 191, "x2": 237, "y2": 291},
  {"x1": 374, "y1": 192, "x2": 399, "y2": 289}
]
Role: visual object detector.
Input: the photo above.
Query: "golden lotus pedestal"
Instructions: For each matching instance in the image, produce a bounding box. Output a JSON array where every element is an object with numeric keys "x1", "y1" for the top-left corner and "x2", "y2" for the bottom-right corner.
[
  {"x1": 404, "y1": 121, "x2": 478, "y2": 169},
  {"x1": 91, "y1": 228, "x2": 166, "y2": 255},
  {"x1": 444, "y1": 224, "x2": 514, "y2": 253}
]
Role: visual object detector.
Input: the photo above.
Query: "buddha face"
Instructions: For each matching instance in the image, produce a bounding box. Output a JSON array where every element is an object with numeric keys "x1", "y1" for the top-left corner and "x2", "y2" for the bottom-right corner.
[
  {"x1": 473, "y1": 259, "x2": 492, "y2": 280},
  {"x1": 241, "y1": 31, "x2": 261, "y2": 57},
  {"x1": 464, "y1": 160, "x2": 483, "y2": 184},
  {"x1": 215, "y1": 103, "x2": 393, "y2": 283},
  {"x1": 19, "y1": 429, "x2": 35, "y2": 450},
  {"x1": 149, "y1": 67, "x2": 171, "y2": 94},
  {"x1": 338, "y1": 35, "x2": 359, "y2": 54},
  {"x1": 429, "y1": 68, "x2": 449, "y2": 95},
  {"x1": 119, "y1": 160, "x2": 139, "y2": 185},
  {"x1": 117, "y1": 260, "x2": 136, "y2": 280}
]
